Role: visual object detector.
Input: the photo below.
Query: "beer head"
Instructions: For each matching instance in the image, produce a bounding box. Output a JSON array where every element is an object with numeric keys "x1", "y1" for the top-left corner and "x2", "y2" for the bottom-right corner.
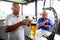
[
  {"x1": 31, "y1": 22, "x2": 36, "y2": 26},
  {"x1": 31, "y1": 23, "x2": 36, "y2": 26}
]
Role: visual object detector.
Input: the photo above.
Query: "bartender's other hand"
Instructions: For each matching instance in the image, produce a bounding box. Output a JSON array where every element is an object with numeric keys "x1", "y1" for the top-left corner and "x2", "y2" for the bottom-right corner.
[{"x1": 38, "y1": 22, "x2": 44, "y2": 27}]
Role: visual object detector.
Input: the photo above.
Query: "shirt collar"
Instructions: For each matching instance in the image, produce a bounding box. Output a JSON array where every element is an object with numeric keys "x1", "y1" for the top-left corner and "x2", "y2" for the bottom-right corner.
[
  {"x1": 11, "y1": 13, "x2": 20, "y2": 18},
  {"x1": 41, "y1": 18, "x2": 48, "y2": 20}
]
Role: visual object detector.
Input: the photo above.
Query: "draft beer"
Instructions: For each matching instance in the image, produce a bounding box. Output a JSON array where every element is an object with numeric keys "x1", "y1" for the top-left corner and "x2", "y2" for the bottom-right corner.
[{"x1": 30, "y1": 22, "x2": 36, "y2": 40}]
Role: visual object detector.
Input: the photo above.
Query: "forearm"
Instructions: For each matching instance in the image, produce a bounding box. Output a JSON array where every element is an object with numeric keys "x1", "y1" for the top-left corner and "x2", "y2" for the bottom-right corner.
[
  {"x1": 38, "y1": 22, "x2": 45, "y2": 27},
  {"x1": 43, "y1": 25, "x2": 51, "y2": 28},
  {"x1": 5, "y1": 21, "x2": 23, "y2": 32}
]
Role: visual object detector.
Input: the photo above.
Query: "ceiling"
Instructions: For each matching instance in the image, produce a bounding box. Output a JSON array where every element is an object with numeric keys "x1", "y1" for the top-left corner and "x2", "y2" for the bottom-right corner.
[{"x1": 2, "y1": 0, "x2": 43, "y2": 4}]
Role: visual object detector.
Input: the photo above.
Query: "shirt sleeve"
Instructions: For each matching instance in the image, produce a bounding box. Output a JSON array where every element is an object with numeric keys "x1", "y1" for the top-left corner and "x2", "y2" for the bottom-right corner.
[
  {"x1": 37, "y1": 18, "x2": 42, "y2": 24},
  {"x1": 5, "y1": 16, "x2": 12, "y2": 26},
  {"x1": 48, "y1": 19, "x2": 53, "y2": 27}
]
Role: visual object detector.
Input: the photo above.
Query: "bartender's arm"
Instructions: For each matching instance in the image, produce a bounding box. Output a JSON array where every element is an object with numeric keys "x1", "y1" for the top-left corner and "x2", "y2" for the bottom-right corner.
[{"x1": 5, "y1": 19, "x2": 31, "y2": 33}]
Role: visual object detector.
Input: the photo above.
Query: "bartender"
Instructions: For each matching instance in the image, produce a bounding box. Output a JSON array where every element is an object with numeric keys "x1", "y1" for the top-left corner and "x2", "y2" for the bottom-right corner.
[{"x1": 5, "y1": 3, "x2": 31, "y2": 40}]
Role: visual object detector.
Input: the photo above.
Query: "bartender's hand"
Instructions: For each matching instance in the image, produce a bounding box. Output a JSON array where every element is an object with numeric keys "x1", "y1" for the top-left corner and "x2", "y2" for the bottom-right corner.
[
  {"x1": 21, "y1": 19, "x2": 31, "y2": 26},
  {"x1": 26, "y1": 19, "x2": 31, "y2": 26}
]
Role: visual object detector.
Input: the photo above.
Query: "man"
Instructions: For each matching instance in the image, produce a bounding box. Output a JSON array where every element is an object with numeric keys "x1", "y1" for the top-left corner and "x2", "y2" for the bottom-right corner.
[
  {"x1": 37, "y1": 11, "x2": 53, "y2": 31},
  {"x1": 5, "y1": 3, "x2": 31, "y2": 40}
]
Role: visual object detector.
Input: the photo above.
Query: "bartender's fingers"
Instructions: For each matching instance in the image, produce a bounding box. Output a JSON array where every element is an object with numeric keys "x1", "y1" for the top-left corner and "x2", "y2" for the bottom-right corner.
[
  {"x1": 21, "y1": 19, "x2": 27, "y2": 25},
  {"x1": 24, "y1": 19, "x2": 31, "y2": 26},
  {"x1": 21, "y1": 19, "x2": 32, "y2": 25},
  {"x1": 26, "y1": 19, "x2": 32, "y2": 25},
  {"x1": 26, "y1": 22, "x2": 31, "y2": 26}
]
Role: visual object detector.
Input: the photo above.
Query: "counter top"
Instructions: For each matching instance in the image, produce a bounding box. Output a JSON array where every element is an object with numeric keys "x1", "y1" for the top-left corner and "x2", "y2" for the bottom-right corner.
[{"x1": 26, "y1": 29, "x2": 60, "y2": 40}]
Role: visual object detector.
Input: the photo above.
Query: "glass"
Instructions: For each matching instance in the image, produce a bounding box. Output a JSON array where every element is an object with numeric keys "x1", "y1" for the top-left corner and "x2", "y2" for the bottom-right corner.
[{"x1": 30, "y1": 23, "x2": 36, "y2": 40}]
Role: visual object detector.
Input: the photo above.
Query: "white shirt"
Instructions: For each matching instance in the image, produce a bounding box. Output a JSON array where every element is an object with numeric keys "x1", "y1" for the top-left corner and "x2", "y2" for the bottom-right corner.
[{"x1": 6, "y1": 14, "x2": 25, "y2": 40}]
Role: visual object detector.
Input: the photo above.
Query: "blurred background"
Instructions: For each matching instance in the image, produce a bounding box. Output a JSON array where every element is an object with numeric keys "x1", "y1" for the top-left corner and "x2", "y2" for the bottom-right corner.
[{"x1": 0, "y1": 0, "x2": 60, "y2": 40}]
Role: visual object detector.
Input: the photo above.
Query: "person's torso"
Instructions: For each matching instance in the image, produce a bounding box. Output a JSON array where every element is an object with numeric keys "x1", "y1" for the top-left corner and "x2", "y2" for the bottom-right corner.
[
  {"x1": 8, "y1": 14, "x2": 24, "y2": 38},
  {"x1": 38, "y1": 18, "x2": 50, "y2": 31}
]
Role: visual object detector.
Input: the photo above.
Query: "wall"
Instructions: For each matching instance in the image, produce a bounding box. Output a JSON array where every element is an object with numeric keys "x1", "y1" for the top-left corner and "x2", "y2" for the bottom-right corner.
[{"x1": 0, "y1": 20, "x2": 8, "y2": 40}]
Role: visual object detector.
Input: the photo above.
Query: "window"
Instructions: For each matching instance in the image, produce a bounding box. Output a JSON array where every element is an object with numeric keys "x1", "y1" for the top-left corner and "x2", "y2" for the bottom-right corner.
[
  {"x1": 0, "y1": 1, "x2": 12, "y2": 20},
  {"x1": 37, "y1": 0, "x2": 60, "y2": 23},
  {"x1": 0, "y1": 1, "x2": 22, "y2": 20},
  {"x1": 23, "y1": 2, "x2": 35, "y2": 17}
]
